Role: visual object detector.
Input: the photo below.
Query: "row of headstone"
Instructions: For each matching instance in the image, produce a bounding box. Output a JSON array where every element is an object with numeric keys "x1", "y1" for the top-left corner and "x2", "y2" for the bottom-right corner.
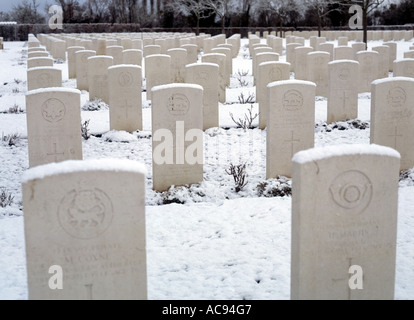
[{"x1": 21, "y1": 140, "x2": 402, "y2": 300}]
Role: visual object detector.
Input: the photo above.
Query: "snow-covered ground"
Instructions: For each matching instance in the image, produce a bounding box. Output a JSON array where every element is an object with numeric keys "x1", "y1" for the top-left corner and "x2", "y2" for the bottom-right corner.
[{"x1": 0, "y1": 38, "x2": 413, "y2": 300}]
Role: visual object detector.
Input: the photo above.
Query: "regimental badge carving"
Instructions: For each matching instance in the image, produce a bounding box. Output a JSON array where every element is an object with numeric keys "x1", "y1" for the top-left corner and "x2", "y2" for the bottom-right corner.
[
  {"x1": 338, "y1": 68, "x2": 351, "y2": 81},
  {"x1": 269, "y1": 67, "x2": 282, "y2": 81},
  {"x1": 41, "y1": 98, "x2": 66, "y2": 123},
  {"x1": 58, "y1": 189, "x2": 113, "y2": 239},
  {"x1": 118, "y1": 71, "x2": 134, "y2": 87},
  {"x1": 38, "y1": 73, "x2": 52, "y2": 87},
  {"x1": 387, "y1": 87, "x2": 406, "y2": 108},
  {"x1": 283, "y1": 89, "x2": 303, "y2": 111},
  {"x1": 330, "y1": 170, "x2": 372, "y2": 215},
  {"x1": 168, "y1": 93, "x2": 190, "y2": 115}
]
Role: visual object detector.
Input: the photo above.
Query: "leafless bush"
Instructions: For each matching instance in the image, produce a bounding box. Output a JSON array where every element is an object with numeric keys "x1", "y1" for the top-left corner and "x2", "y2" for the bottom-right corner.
[
  {"x1": 2, "y1": 133, "x2": 21, "y2": 146},
  {"x1": 0, "y1": 188, "x2": 14, "y2": 208},
  {"x1": 235, "y1": 69, "x2": 249, "y2": 87},
  {"x1": 12, "y1": 88, "x2": 19, "y2": 93},
  {"x1": 229, "y1": 105, "x2": 259, "y2": 131},
  {"x1": 238, "y1": 92, "x2": 255, "y2": 104},
  {"x1": 7, "y1": 104, "x2": 24, "y2": 114},
  {"x1": 14, "y1": 78, "x2": 22, "y2": 84},
  {"x1": 81, "y1": 120, "x2": 91, "y2": 140},
  {"x1": 226, "y1": 163, "x2": 248, "y2": 192}
]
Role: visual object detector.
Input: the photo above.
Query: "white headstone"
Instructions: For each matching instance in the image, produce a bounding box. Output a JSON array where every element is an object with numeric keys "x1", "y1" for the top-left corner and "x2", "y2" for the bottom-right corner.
[
  {"x1": 22, "y1": 159, "x2": 147, "y2": 300},
  {"x1": 291, "y1": 144, "x2": 400, "y2": 300},
  {"x1": 88, "y1": 56, "x2": 114, "y2": 103},
  {"x1": 27, "y1": 67, "x2": 62, "y2": 91},
  {"x1": 76, "y1": 50, "x2": 96, "y2": 91},
  {"x1": 145, "y1": 54, "x2": 171, "y2": 100},
  {"x1": 307, "y1": 51, "x2": 330, "y2": 97}
]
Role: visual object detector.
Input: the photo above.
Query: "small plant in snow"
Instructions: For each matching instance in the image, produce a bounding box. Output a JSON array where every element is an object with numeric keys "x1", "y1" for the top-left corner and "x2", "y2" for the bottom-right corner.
[
  {"x1": 235, "y1": 69, "x2": 250, "y2": 87},
  {"x1": 229, "y1": 105, "x2": 259, "y2": 131},
  {"x1": 226, "y1": 163, "x2": 248, "y2": 193},
  {"x1": 82, "y1": 98, "x2": 109, "y2": 111},
  {"x1": 238, "y1": 92, "x2": 255, "y2": 104},
  {"x1": 400, "y1": 169, "x2": 414, "y2": 187},
  {"x1": 0, "y1": 188, "x2": 14, "y2": 208},
  {"x1": 14, "y1": 78, "x2": 22, "y2": 84},
  {"x1": 12, "y1": 88, "x2": 19, "y2": 93},
  {"x1": 7, "y1": 104, "x2": 24, "y2": 114},
  {"x1": 81, "y1": 120, "x2": 91, "y2": 140},
  {"x1": 2, "y1": 133, "x2": 21, "y2": 146},
  {"x1": 257, "y1": 176, "x2": 292, "y2": 197}
]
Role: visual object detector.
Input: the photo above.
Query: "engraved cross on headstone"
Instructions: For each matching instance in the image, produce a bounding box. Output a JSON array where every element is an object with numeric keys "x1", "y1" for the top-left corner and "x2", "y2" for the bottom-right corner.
[
  {"x1": 285, "y1": 131, "x2": 300, "y2": 157},
  {"x1": 388, "y1": 126, "x2": 403, "y2": 149},
  {"x1": 47, "y1": 143, "x2": 64, "y2": 162},
  {"x1": 120, "y1": 99, "x2": 134, "y2": 117},
  {"x1": 340, "y1": 91, "x2": 350, "y2": 109},
  {"x1": 331, "y1": 257, "x2": 355, "y2": 300}
]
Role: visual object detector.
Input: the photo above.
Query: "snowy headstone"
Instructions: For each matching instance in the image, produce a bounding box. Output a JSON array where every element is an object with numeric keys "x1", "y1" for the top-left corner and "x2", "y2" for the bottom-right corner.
[
  {"x1": 403, "y1": 51, "x2": 414, "y2": 59},
  {"x1": 211, "y1": 47, "x2": 232, "y2": 85},
  {"x1": 334, "y1": 46, "x2": 353, "y2": 61},
  {"x1": 167, "y1": 48, "x2": 187, "y2": 83},
  {"x1": 356, "y1": 51, "x2": 379, "y2": 93},
  {"x1": 255, "y1": 52, "x2": 279, "y2": 85},
  {"x1": 291, "y1": 144, "x2": 400, "y2": 300},
  {"x1": 327, "y1": 60, "x2": 359, "y2": 123},
  {"x1": 307, "y1": 51, "x2": 330, "y2": 97},
  {"x1": 181, "y1": 44, "x2": 198, "y2": 65},
  {"x1": 105, "y1": 46, "x2": 124, "y2": 65},
  {"x1": 67, "y1": 46, "x2": 85, "y2": 79},
  {"x1": 122, "y1": 49, "x2": 143, "y2": 66},
  {"x1": 28, "y1": 51, "x2": 49, "y2": 59},
  {"x1": 143, "y1": 45, "x2": 161, "y2": 58},
  {"x1": 27, "y1": 57, "x2": 54, "y2": 69},
  {"x1": 145, "y1": 54, "x2": 171, "y2": 101},
  {"x1": 338, "y1": 36, "x2": 348, "y2": 46},
  {"x1": 371, "y1": 77, "x2": 414, "y2": 170},
  {"x1": 393, "y1": 59, "x2": 414, "y2": 78},
  {"x1": 108, "y1": 65, "x2": 142, "y2": 132},
  {"x1": 352, "y1": 43, "x2": 366, "y2": 59},
  {"x1": 88, "y1": 55, "x2": 113, "y2": 103},
  {"x1": 294, "y1": 46, "x2": 313, "y2": 80},
  {"x1": 286, "y1": 43, "x2": 302, "y2": 72},
  {"x1": 151, "y1": 84, "x2": 204, "y2": 192},
  {"x1": 22, "y1": 159, "x2": 147, "y2": 300},
  {"x1": 258, "y1": 61, "x2": 290, "y2": 129},
  {"x1": 27, "y1": 67, "x2": 62, "y2": 91},
  {"x1": 75, "y1": 50, "x2": 96, "y2": 91},
  {"x1": 266, "y1": 80, "x2": 316, "y2": 178},
  {"x1": 372, "y1": 45, "x2": 390, "y2": 78},
  {"x1": 318, "y1": 43, "x2": 334, "y2": 61},
  {"x1": 202, "y1": 53, "x2": 227, "y2": 103},
  {"x1": 26, "y1": 88, "x2": 83, "y2": 167},
  {"x1": 383, "y1": 42, "x2": 397, "y2": 72},
  {"x1": 185, "y1": 63, "x2": 219, "y2": 130}
]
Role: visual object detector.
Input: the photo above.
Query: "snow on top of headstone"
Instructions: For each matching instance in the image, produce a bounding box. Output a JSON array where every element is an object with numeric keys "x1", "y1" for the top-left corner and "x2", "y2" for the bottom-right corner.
[
  {"x1": 123, "y1": 49, "x2": 143, "y2": 52},
  {"x1": 26, "y1": 87, "x2": 81, "y2": 96},
  {"x1": 88, "y1": 55, "x2": 113, "y2": 60},
  {"x1": 328, "y1": 60, "x2": 359, "y2": 65},
  {"x1": 372, "y1": 76, "x2": 414, "y2": 85},
  {"x1": 108, "y1": 64, "x2": 141, "y2": 71},
  {"x1": 27, "y1": 57, "x2": 53, "y2": 61},
  {"x1": 256, "y1": 52, "x2": 279, "y2": 56},
  {"x1": 292, "y1": 144, "x2": 400, "y2": 164},
  {"x1": 394, "y1": 58, "x2": 414, "y2": 62},
  {"x1": 22, "y1": 159, "x2": 147, "y2": 183},
  {"x1": 27, "y1": 67, "x2": 59, "y2": 72},
  {"x1": 151, "y1": 83, "x2": 203, "y2": 93},
  {"x1": 267, "y1": 79, "x2": 316, "y2": 88},
  {"x1": 202, "y1": 53, "x2": 226, "y2": 57},
  {"x1": 308, "y1": 51, "x2": 330, "y2": 56},
  {"x1": 167, "y1": 48, "x2": 187, "y2": 52},
  {"x1": 146, "y1": 54, "x2": 171, "y2": 59},
  {"x1": 186, "y1": 62, "x2": 219, "y2": 69},
  {"x1": 259, "y1": 61, "x2": 289, "y2": 67}
]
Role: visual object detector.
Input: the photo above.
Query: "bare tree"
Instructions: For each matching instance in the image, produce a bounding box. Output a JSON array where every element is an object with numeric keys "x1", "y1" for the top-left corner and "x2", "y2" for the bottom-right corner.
[
  {"x1": 166, "y1": 0, "x2": 213, "y2": 35},
  {"x1": 205, "y1": 0, "x2": 238, "y2": 34},
  {"x1": 11, "y1": 0, "x2": 45, "y2": 24},
  {"x1": 341, "y1": 0, "x2": 386, "y2": 47},
  {"x1": 257, "y1": 0, "x2": 298, "y2": 37},
  {"x1": 305, "y1": 0, "x2": 342, "y2": 37}
]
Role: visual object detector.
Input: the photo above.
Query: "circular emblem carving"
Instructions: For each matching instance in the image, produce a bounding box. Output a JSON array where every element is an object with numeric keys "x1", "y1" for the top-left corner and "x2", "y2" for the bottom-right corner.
[
  {"x1": 118, "y1": 71, "x2": 134, "y2": 87},
  {"x1": 41, "y1": 98, "x2": 66, "y2": 123},
  {"x1": 269, "y1": 67, "x2": 282, "y2": 81},
  {"x1": 387, "y1": 87, "x2": 406, "y2": 108},
  {"x1": 329, "y1": 170, "x2": 372, "y2": 215},
  {"x1": 283, "y1": 89, "x2": 303, "y2": 111},
  {"x1": 338, "y1": 68, "x2": 350, "y2": 81},
  {"x1": 58, "y1": 189, "x2": 113, "y2": 239},
  {"x1": 168, "y1": 93, "x2": 190, "y2": 115},
  {"x1": 38, "y1": 73, "x2": 52, "y2": 87}
]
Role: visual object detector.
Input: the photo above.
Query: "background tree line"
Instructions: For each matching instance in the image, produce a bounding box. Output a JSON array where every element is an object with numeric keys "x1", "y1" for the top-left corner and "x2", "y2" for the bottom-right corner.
[{"x1": 0, "y1": 0, "x2": 412, "y2": 31}]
